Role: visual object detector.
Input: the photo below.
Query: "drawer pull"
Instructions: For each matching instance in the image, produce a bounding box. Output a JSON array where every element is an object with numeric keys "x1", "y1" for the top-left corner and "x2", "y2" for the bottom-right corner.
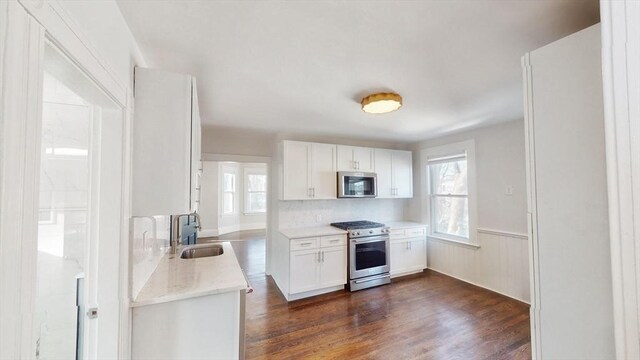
[
  {"x1": 329, "y1": 239, "x2": 340, "y2": 243},
  {"x1": 300, "y1": 242, "x2": 312, "y2": 246}
]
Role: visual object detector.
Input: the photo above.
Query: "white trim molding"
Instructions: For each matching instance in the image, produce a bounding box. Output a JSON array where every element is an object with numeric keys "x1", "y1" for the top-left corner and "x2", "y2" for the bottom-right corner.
[
  {"x1": 0, "y1": 3, "x2": 45, "y2": 358},
  {"x1": 476, "y1": 228, "x2": 528, "y2": 240},
  {"x1": 601, "y1": 1, "x2": 640, "y2": 358},
  {"x1": 421, "y1": 139, "x2": 479, "y2": 247}
]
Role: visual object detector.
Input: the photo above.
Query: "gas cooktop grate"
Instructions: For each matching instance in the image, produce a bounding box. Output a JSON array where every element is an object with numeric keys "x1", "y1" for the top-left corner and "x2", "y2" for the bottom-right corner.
[{"x1": 330, "y1": 220, "x2": 386, "y2": 230}]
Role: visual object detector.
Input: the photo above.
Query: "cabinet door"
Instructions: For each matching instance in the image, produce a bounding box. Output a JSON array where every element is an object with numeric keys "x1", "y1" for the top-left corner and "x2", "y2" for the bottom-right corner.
[
  {"x1": 392, "y1": 150, "x2": 413, "y2": 198},
  {"x1": 283, "y1": 141, "x2": 311, "y2": 200},
  {"x1": 336, "y1": 145, "x2": 356, "y2": 171},
  {"x1": 310, "y1": 143, "x2": 337, "y2": 199},
  {"x1": 390, "y1": 240, "x2": 408, "y2": 276},
  {"x1": 290, "y1": 249, "x2": 320, "y2": 294},
  {"x1": 353, "y1": 147, "x2": 375, "y2": 172},
  {"x1": 374, "y1": 148, "x2": 393, "y2": 198},
  {"x1": 319, "y1": 246, "x2": 347, "y2": 287},
  {"x1": 407, "y1": 238, "x2": 427, "y2": 271},
  {"x1": 132, "y1": 68, "x2": 193, "y2": 216}
]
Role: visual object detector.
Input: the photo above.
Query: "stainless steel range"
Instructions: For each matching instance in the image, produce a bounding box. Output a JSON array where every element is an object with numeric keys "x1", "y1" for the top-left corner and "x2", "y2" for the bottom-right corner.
[{"x1": 330, "y1": 220, "x2": 391, "y2": 291}]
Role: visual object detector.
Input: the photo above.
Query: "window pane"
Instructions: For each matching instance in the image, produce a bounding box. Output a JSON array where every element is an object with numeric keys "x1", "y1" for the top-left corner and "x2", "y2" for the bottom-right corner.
[
  {"x1": 223, "y1": 173, "x2": 235, "y2": 192},
  {"x1": 247, "y1": 174, "x2": 266, "y2": 192},
  {"x1": 430, "y1": 160, "x2": 467, "y2": 195},
  {"x1": 247, "y1": 192, "x2": 266, "y2": 213},
  {"x1": 433, "y1": 196, "x2": 469, "y2": 238},
  {"x1": 223, "y1": 193, "x2": 234, "y2": 214}
]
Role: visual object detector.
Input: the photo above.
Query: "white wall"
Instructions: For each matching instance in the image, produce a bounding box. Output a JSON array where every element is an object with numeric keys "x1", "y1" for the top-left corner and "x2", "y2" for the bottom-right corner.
[
  {"x1": 59, "y1": 0, "x2": 145, "y2": 88},
  {"x1": 199, "y1": 161, "x2": 267, "y2": 237},
  {"x1": 410, "y1": 120, "x2": 530, "y2": 302},
  {"x1": 199, "y1": 161, "x2": 219, "y2": 234}
]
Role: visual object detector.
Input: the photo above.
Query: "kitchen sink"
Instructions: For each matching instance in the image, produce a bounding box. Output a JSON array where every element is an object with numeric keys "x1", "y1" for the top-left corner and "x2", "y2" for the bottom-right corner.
[{"x1": 180, "y1": 244, "x2": 224, "y2": 259}]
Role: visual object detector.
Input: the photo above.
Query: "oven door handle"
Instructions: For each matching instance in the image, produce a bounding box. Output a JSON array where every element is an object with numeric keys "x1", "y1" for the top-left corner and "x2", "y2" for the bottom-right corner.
[{"x1": 351, "y1": 236, "x2": 389, "y2": 244}]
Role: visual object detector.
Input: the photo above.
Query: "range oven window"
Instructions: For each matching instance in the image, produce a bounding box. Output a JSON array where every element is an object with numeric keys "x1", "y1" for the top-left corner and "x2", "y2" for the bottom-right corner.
[
  {"x1": 355, "y1": 240, "x2": 387, "y2": 270},
  {"x1": 342, "y1": 175, "x2": 375, "y2": 196}
]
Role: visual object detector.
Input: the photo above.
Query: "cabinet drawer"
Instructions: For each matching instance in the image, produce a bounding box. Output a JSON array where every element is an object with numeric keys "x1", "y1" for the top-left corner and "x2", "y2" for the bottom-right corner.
[
  {"x1": 291, "y1": 238, "x2": 320, "y2": 251},
  {"x1": 406, "y1": 228, "x2": 426, "y2": 237},
  {"x1": 390, "y1": 227, "x2": 427, "y2": 239},
  {"x1": 320, "y1": 235, "x2": 346, "y2": 248},
  {"x1": 389, "y1": 229, "x2": 406, "y2": 237}
]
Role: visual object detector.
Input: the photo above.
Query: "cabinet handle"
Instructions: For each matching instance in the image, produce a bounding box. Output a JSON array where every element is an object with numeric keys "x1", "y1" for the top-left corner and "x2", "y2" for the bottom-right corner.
[
  {"x1": 317, "y1": 251, "x2": 321, "y2": 263},
  {"x1": 321, "y1": 250, "x2": 325, "y2": 263},
  {"x1": 409, "y1": 241, "x2": 412, "y2": 250},
  {"x1": 312, "y1": 187, "x2": 315, "y2": 198},
  {"x1": 329, "y1": 239, "x2": 340, "y2": 243},
  {"x1": 300, "y1": 242, "x2": 312, "y2": 246},
  {"x1": 406, "y1": 241, "x2": 409, "y2": 250},
  {"x1": 308, "y1": 188, "x2": 313, "y2": 198}
]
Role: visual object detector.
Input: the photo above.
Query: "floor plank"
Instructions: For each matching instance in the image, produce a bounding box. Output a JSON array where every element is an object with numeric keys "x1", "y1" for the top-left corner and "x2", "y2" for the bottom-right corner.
[{"x1": 202, "y1": 230, "x2": 531, "y2": 359}]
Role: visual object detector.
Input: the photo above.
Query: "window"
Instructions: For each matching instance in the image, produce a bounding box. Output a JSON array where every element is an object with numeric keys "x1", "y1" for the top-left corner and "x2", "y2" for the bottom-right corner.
[
  {"x1": 245, "y1": 171, "x2": 267, "y2": 214},
  {"x1": 223, "y1": 172, "x2": 236, "y2": 214},
  {"x1": 424, "y1": 140, "x2": 476, "y2": 245}
]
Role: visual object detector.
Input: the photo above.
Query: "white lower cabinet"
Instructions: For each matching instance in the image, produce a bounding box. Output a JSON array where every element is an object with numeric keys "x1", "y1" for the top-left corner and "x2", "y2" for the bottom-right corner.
[
  {"x1": 288, "y1": 235, "x2": 347, "y2": 296},
  {"x1": 320, "y1": 246, "x2": 347, "y2": 287},
  {"x1": 290, "y1": 248, "x2": 321, "y2": 294},
  {"x1": 389, "y1": 225, "x2": 427, "y2": 277}
]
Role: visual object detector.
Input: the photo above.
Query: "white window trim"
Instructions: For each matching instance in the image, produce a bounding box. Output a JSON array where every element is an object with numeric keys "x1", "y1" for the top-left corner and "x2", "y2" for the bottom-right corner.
[
  {"x1": 221, "y1": 171, "x2": 237, "y2": 216},
  {"x1": 421, "y1": 139, "x2": 478, "y2": 247},
  {"x1": 243, "y1": 168, "x2": 267, "y2": 215}
]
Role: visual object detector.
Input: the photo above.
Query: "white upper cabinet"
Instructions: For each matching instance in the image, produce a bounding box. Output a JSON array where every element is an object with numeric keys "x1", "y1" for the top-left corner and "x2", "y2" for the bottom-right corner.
[
  {"x1": 374, "y1": 149, "x2": 413, "y2": 198},
  {"x1": 337, "y1": 145, "x2": 375, "y2": 172},
  {"x1": 282, "y1": 141, "x2": 337, "y2": 200},
  {"x1": 132, "y1": 67, "x2": 202, "y2": 216}
]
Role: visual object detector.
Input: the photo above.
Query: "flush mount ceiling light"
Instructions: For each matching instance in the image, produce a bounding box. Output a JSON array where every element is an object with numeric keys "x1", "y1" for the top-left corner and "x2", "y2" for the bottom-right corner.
[{"x1": 361, "y1": 92, "x2": 403, "y2": 114}]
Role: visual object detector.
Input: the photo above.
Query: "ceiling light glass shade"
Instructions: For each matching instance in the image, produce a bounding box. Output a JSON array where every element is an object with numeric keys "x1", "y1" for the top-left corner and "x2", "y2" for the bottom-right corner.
[{"x1": 361, "y1": 92, "x2": 402, "y2": 114}]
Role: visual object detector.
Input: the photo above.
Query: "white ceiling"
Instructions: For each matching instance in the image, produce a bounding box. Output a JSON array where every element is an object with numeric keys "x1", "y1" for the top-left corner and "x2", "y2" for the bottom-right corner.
[{"x1": 117, "y1": 0, "x2": 599, "y2": 142}]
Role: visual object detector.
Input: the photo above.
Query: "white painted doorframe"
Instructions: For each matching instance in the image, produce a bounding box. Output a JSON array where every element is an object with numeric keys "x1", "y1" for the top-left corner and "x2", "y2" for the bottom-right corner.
[
  {"x1": 201, "y1": 153, "x2": 272, "y2": 275},
  {"x1": 600, "y1": 1, "x2": 640, "y2": 358},
  {"x1": 0, "y1": 1, "x2": 134, "y2": 358}
]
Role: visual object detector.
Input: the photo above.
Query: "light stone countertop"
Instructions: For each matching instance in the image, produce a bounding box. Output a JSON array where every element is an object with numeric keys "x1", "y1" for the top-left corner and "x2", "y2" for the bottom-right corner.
[
  {"x1": 384, "y1": 221, "x2": 428, "y2": 229},
  {"x1": 279, "y1": 226, "x2": 348, "y2": 239},
  {"x1": 131, "y1": 242, "x2": 247, "y2": 307}
]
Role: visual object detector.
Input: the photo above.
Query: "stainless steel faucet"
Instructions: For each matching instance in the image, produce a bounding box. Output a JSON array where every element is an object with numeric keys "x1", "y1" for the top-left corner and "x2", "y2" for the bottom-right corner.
[{"x1": 171, "y1": 212, "x2": 202, "y2": 254}]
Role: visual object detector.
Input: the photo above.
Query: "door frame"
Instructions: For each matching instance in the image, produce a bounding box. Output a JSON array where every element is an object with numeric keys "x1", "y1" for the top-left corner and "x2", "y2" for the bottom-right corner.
[
  {"x1": 0, "y1": 1, "x2": 134, "y2": 358},
  {"x1": 202, "y1": 153, "x2": 272, "y2": 275},
  {"x1": 600, "y1": 1, "x2": 640, "y2": 358}
]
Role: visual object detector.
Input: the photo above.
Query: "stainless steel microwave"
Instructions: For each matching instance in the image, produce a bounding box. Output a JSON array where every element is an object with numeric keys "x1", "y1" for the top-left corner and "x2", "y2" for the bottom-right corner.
[{"x1": 337, "y1": 172, "x2": 377, "y2": 198}]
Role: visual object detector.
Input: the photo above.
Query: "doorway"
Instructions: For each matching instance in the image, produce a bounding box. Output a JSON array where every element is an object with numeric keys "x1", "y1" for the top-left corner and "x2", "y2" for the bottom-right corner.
[
  {"x1": 198, "y1": 160, "x2": 268, "y2": 276},
  {"x1": 33, "y1": 42, "x2": 125, "y2": 360}
]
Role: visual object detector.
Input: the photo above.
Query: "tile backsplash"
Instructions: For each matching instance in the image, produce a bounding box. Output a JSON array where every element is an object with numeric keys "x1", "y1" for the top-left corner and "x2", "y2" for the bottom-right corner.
[
  {"x1": 131, "y1": 215, "x2": 171, "y2": 299},
  {"x1": 278, "y1": 198, "x2": 407, "y2": 229}
]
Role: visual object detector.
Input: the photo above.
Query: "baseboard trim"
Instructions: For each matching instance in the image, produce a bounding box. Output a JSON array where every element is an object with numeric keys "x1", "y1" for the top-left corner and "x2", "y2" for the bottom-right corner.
[
  {"x1": 287, "y1": 285, "x2": 345, "y2": 301},
  {"x1": 427, "y1": 267, "x2": 530, "y2": 305}
]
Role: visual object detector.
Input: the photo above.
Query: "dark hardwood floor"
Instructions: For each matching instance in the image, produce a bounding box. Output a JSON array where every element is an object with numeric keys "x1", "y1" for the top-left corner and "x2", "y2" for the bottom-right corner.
[
  {"x1": 245, "y1": 271, "x2": 530, "y2": 360},
  {"x1": 202, "y1": 230, "x2": 531, "y2": 359}
]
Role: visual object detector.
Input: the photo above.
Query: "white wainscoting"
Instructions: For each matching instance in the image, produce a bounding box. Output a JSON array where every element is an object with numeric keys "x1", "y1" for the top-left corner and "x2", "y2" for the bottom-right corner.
[{"x1": 427, "y1": 228, "x2": 530, "y2": 303}]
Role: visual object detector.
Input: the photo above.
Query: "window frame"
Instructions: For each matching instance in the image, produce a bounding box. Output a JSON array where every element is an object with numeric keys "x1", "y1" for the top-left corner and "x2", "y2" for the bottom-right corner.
[
  {"x1": 422, "y1": 140, "x2": 478, "y2": 247},
  {"x1": 221, "y1": 171, "x2": 236, "y2": 215},
  {"x1": 243, "y1": 168, "x2": 267, "y2": 215}
]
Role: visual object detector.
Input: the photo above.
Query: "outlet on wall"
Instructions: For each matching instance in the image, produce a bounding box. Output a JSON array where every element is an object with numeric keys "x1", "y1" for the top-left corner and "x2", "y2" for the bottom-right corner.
[
  {"x1": 316, "y1": 215, "x2": 322, "y2": 223},
  {"x1": 505, "y1": 186, "x2": 514, "y2": 196}
]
